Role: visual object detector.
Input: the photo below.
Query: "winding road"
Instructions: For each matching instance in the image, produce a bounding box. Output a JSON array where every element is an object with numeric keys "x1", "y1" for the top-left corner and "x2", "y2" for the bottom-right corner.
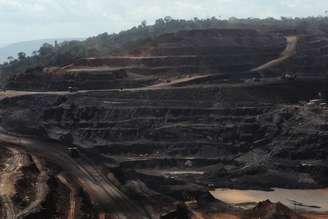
[
  {"x1": 0, "y1": 129, "x2": 150, "y2": 219},
  {"x1": 251, "y1": 36, "x2": 299, "y2": 72}
]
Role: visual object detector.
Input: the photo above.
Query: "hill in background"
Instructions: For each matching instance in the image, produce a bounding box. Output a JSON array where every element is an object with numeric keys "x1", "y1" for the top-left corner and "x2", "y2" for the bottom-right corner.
[
  {"x1": 2, "y1": 16, "x2": 328, "y2": 78},
  {"x1": 0, "y1": 38, "x2": 84, "y2": 64}
]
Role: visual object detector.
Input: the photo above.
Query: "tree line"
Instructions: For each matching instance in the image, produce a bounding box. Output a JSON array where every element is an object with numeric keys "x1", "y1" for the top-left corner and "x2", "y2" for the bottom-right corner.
[{"x1": 1, "y1": 16, "x2": 328, "y2": 76}]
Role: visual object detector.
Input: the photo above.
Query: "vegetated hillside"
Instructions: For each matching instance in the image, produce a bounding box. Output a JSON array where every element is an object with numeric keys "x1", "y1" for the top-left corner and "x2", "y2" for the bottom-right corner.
[
  {"x1": 2, "y1": 16, "x2": 328, "y2": 77},
  {"x1": 0, "y1": 38, "x2": 84, "y2": 64}
]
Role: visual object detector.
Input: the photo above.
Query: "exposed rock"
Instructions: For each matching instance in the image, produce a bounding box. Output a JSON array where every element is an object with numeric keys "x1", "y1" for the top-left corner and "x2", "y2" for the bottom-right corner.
[{"x1": 242, "y1": 200, "x2": 306, "y2": 219}]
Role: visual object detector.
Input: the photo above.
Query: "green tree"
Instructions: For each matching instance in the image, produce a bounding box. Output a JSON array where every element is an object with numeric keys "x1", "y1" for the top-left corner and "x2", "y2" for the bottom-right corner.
[
  {"x1": 17, "y1": 52, "x2": 26, "y2": 61},
  {"x1": 7, "y1": 56, "x2": 14, "y2": 63},
  {"x1": 141, "y1": 20, "x2": 147, "y2": 28}
]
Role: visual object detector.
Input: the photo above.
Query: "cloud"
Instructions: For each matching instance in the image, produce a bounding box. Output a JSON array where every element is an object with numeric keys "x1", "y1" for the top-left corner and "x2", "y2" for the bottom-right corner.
[{"x1": 0, "y1": 0, "x2": 328, "y2": 45}]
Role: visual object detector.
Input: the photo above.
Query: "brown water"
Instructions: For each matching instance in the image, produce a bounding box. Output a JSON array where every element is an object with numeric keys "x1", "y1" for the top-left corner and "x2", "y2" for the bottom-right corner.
[{"x1": 210, "y1": 188, "x2": 328, "y2": 212}]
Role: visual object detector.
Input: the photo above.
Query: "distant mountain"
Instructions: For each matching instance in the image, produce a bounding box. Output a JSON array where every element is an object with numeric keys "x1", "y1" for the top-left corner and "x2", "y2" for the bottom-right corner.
[{"x1": 0, "y1": 38, "x2": 84, "y2": 63}]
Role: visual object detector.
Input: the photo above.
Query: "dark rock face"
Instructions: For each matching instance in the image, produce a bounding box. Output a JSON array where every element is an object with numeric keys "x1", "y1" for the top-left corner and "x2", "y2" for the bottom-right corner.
[
  {"x1": 160, "y1": 203, "x2": 192, "y2": 219},
  {"x1": 1, "y1": 79, "x2": 328, "y2": 194},
  {"x1": 5, "y1": 29, "x2": 286, "y2": 91}
]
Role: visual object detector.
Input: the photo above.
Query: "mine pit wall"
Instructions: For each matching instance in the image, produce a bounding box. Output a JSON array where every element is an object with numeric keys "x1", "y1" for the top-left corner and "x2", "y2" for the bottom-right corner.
[
  {"x1": 6, "y1": 49, "x2": 286, "y2": 91},
  {"x1": 1, "y1": 79, "x2": 327, "y2": 137},
  {"x1": 0, "y1": 80, "x2": 328, "y2": 190},
  {"x1": 5, "y1": 29, "x2": 287, "y2": 92},
  {"x1": 5, "y1": 68, "x2": 156, "y2": 91},
  {"x1": 83, "y1": 79, "x2": 327, "y2": 103},
  {"x1": 5, "y1": 65, "x2": 257, "y2": 91},
  {"x1": 145, "y1": 29, "x2": 286, "y2": 51},
  {"x1": 75, "y1": 53, "x2": 281, "y2": 68},
  {"x1": 131, "y1": 46, "x2": 285, "y2": 57},
  {"x1": 41, "y1": 105, "x2": 269, "y2": 150}
]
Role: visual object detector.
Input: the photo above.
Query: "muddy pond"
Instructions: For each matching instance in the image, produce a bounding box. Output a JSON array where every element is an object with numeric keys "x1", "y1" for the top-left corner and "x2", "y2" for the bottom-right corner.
[{"x1": 211, "y1": 188, "x2": 328, "y2": 212}]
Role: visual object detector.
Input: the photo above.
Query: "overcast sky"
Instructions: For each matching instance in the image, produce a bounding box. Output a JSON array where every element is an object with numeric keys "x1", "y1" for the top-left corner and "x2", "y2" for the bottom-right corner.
[{"x1": 0, "y1": 0, "x2": 327, "y2": 47}]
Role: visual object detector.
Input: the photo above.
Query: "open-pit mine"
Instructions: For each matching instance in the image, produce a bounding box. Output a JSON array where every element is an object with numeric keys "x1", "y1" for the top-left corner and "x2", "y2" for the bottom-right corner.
[{"x1": 0, "y1": 28, "x2": 328, "y2": 218}]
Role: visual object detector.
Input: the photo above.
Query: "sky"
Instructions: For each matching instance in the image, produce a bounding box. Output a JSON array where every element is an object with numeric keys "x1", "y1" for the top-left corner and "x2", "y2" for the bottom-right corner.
[{"x1": 0, "y1": 0, "x2": 328, "y2": 47}]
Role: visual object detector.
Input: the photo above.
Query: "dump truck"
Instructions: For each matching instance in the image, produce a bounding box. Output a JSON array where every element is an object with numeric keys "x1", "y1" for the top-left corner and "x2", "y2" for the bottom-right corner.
[
  {"x1": 68, "y1": 86, "x2": 78, "y2": 93},
  {"x1": 281, "y1": 73, "x2": 297, "y2": 81},
  {"x1": 67, "y1": 147, "x2": 79, "y2": 158}
]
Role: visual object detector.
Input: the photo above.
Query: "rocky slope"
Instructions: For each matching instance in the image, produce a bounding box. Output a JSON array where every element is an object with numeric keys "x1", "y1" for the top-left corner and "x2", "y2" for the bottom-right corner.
[
  {"x1": 0, "y1": 28, "x2": 327, "y2": 218},
  {"x1": 5, "y1": 29, "x2": 286, "y2": 91}
]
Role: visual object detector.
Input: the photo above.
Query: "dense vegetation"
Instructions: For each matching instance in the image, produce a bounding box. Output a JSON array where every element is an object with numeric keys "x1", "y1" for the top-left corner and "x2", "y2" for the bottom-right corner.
[{"x1": 1, "y1": 16, "x2": 328, "y2": 76}]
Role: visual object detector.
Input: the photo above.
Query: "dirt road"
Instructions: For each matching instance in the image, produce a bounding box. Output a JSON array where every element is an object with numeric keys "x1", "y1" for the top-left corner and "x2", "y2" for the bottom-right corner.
[
  {"x1": 251, "y1": 36, "x2": 299, "y2": 72},
  {"x1": 0, "y1": 146, "x2": 51, "y2": 219},
  {"x1": 0, "y1": 148, "x2": 27, "y2": 219},
  {"x1": 16, "y1": 155, "x2": 49, "y2": 219},
  {"x1": 0, "y1": 129, "x2": 150, "y2": 219},
  {"x1": 149, "y1": 74, "x2": 210, "y2": 88},
  {"x1": 57, "y1": 174, "x2": 77, "y2": 219}
]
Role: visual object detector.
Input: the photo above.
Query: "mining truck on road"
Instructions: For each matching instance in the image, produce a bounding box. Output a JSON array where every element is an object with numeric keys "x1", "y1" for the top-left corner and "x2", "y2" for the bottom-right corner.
[
  {"x1": 281, "y1": 73, "x2": 297, "y2": 81},
  {"x1": 67, "y1": 147, "x2": 80, "y2": 158}
]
